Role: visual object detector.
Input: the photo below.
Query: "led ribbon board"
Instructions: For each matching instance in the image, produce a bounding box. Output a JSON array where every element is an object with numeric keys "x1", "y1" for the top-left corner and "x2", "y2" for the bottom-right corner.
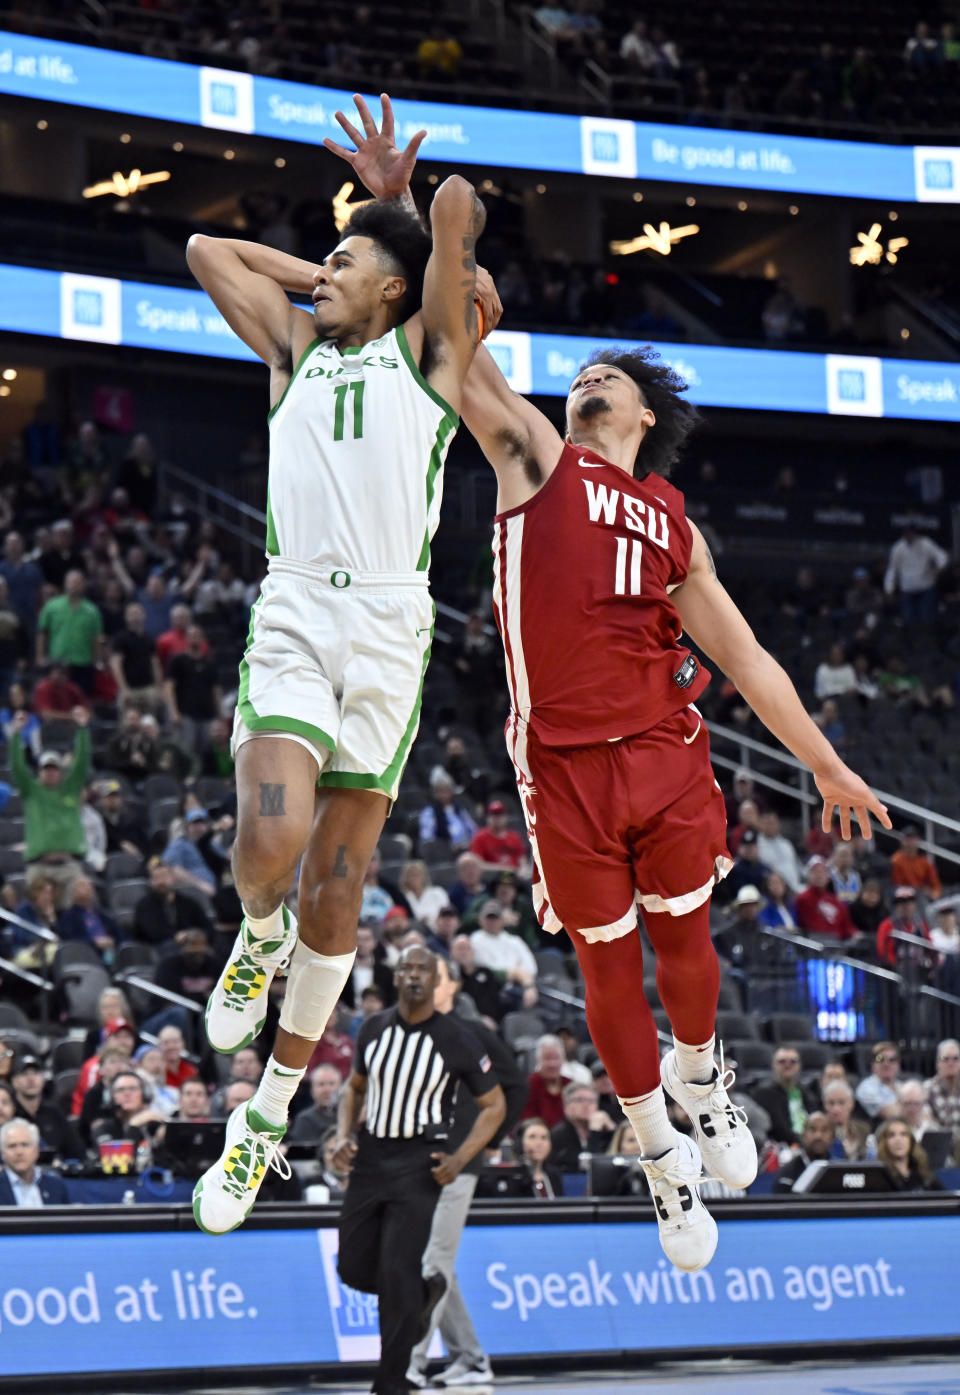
[
  {"x1": 1, "y1": 30, "x2": 959, "y2": 201},
  {"x1": 2, "y1": 263, "x2": 959, "y2": 422}
]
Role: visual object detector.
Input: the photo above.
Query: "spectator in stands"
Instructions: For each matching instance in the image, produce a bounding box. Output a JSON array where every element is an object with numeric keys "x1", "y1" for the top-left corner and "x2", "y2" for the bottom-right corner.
[
  {"x1": 842, "y1": 46, "x2": 883, "y2": 123},
  {"x1": 827, "y1": 843, "x2": 861, "y2": 905},
  {"x1": 939, "y1": 20, "x2": 960, "y2": 62},
  {"x1": 341, "y1": 924, "x2": 394, "y2": 1011},
  {"x1": 884, "y1": 526, "x2": 949, "y2": 626},
  {"x1": 758, "y1": 872, "x2": 796, "y2": 930},
  {"x1": 418, "y1": 771, "x2": 477, "y2": 852},
  {"x1": 115, "y1": 433, "x2": 158, "y2": 515},
  {"x1": 0, "y1": 1119, "x2": 69, "y2": 1207},
  {"x1": 199, "y1": 716, "x2": 235, "y2": 780},
  {"x1": 876, "y1": 886, "x2": 936, "y2": 972},
  {"x1": 550, "y1": 1080, "x2": 615, "y2": 1172},
  {"x1": 448, "y1": 852, "x2": 486, "y2": 917},
  {"x1": 619, "y1": 18, "x2": 655, "y2": 71},
  {"x1": 518, "y1": 1118, "x2": 563, "y2": 1199},
  {"x1": 426, "y1": 904, "x2": 461, "y2": 958},
  {"x1": 31, "y1": 664, "x2": 88, "y2": 720},
  {"x1": 345, "y1": 984, "x2": 387, "y2": 1039},
  {"x1": 162, "y1": 809, "x2": 217, "y2": 898},
  {"x1": 176, "y1": 1078, "x2": 211, "y2": 1121},
  {"x1": 0, "y1": 1053, "x2": 13, "y2": 1088},
  {"x1": 132, "y1": 857, "x2": 213, "y2": 947},
  {"x1": 36, "y1": 569, "x2": 103, "y2": 696},
  {"x1": 72, "y1": 1021, "x2": 137, "y2": 1116},
  {"x1": 157, "y1": 1024, "x2": 197, "y2": 1091},
  {"x1": 878, "y1": 654, "x2": 953, "y2": 712},
  {"x1": 924, "y1": 1039, "x2": 960, "y2": 1134},
  {"x1": 890, "y1": 826, "x2": 942, "y2": 899},
  {"x1": 793, "y1": 857, "x2": 856, "y2": 941},
  {"x1": 416, "y1": 24, "x2": 463, "y2": 79},
  {"x1": 450, "y1": 934, "x2": 504, "y2": 1021},
  {"x1": 814, "y1": 644, "x2": 857, "y2": 700},
  {"x1": 9, "y1": 872, "x2": 61, "y2": 959},
  {"x1": 90, "y1": 1069, "x2": 166, "y2": 1158},
  {"x1": 845, "y1": 567, "x2": 884, "y2": 621},
  {"x1": 81, "y1": 987, "x2": 135, "y2": 1058},
  {"x1": 752, "y1": 1047, "x2": 818, "y2": 1144},
  {"x1": 469, "y1": 799, "x2": 530, "y2": 873},
  {"x1": 12, "y1": 714, "x2": 90, "y2": 903},
  {"x1": 288, "y1": 1064, "x2": 341, "y2": 1144},
  {"x1": 133, "y1": 1045, "x2": 178, "y2": 1117},
  {"x1": 931, "y1": 905, "x2": 960, "y2": 968},
  {"x1": 713, "y1": 884, "x2": 764, "y2": 967},
  {"x1": 875, "y1": 1118, "x2": 942, "y2": 1192},
  {"x1": 398, "y1": 859, "x2": 449, "y2": 931},
  {"x1": 359, "y1": 848, "x2": 410, "y2": 923},
  {"x1": 0, "y1": 575, "x2": 25, "y2": 695},
  {"x1": 165, "y1": 624, "x2": 219, "y2": 757},
  {"x1": 306, "y1": 1006, "x2": 355, "y2": 1081},
  {"x1": 76, "y1": 1044, "x2": 133, "y2": 1144},
  {"x1": 904, "y1": 20, "x2": 939, "y2": 71},
  {"x1": 59, "y1": 875, "x2": 119, "y2": 963},
  {"x1": 38, "y1": 521, "x2": 84, "y2": 591},
  {"x1": 855, "y1": 1043, "x2": 903, "y2": 1121},
  {"x1": 721, "y1": 828, "x2": 770, "y2": 904},
  {"x1": 10, "y1": 1054, "x2": 81, "y2": 1159},
  {"x1": 110, "y1": 602, "x2": 163, "y2": 712},
  {"x1": 850, "y1": 879, "x2": 887, "y2": 939},
  {"x1": 730, "y1": 800, "x2": 762, "y2": 854},
  {"x1": 0, "y1": 532, "x2": 43, "y2": 636},
  {"x1": 533, "y1": 4, "x2": 573, "y2": 38},
  {"x1": 822, "y1": 1080, "x2": 870, "y2": 1160},
  {"x1": 104, "y1": 705, "x2": 159, "y2": 782},
  {"x1": 94, "y1": 780, "x2": 146, "y2": 860},
  {"x1": 155, "y1": 603, "x2": 194, "y2": 671},
  {"x1": 473, "y1": 869, "x2": 540, "y2": 950},
  {"x1": 756, "y1": 812, "x2": 802, "y2": 893},
  {"x1": 152, "y1": 929, "x2": 220, "y2": 1042},
  {"x1": 378, "y1": 906, "x2": 414, "y2": 967},
  {"x1": 471, "y1": 901, "x2": 537, "y2": 988},
  {"x1": 1, "y1": 682, "x2": 41, "y2": 759},
  {"x1": 773, "y1": 1112, "x2": 835, "y2": 1192},
  {"x1": 520, "y1": 1035, "x2": 569, "y2": 1128},
  {"x1": 897, "y1": 1079, "x2": 936, "y2": 1141}
]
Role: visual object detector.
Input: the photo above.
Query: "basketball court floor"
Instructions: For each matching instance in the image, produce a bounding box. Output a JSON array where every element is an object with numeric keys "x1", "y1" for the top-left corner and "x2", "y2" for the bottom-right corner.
[{"x1": 110, "y1": 1357, "x2": 960, "y2": 1395}]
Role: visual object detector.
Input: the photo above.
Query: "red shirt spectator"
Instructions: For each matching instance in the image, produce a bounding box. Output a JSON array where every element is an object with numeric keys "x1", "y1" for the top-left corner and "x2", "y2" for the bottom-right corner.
[
  {"x1": 793, "y1": 858, "x2": 856, "y2": 940},
  {"x1": 158, "y1": 1025, "x2": 198, "y2": 1089},
  {"x1": 307, "y1": 1025, "x2": 355, "y2": 1080},
  {"x1": 520, "y1": 1071, "x2": 567, "y2": 1129},
  {"x1": 470, "y1": 800, "x2": 529, "y2": 870},
  {"x1": 876, "y1": 887, "x2": 936, "y2": 967},
  {"x1": 156, "y1": 613, "x2": 209, "y2": 673},
  {"x1": 890, "y1": 828, "x2": 942, "y2": 899},
  {"x1": 33, "y1": 668, "x2": 89, "y2": 717},
  {"x1": 804, "y1": 824, "x2": 836, "y2": 860}
]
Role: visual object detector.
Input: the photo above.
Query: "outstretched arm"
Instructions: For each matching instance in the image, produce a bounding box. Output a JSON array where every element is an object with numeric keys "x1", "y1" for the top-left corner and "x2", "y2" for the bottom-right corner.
[
  {"x1": 674, "y1": 524, "x2": 892, "y2": 840},
  {"x1": 323, "y1": 92, "x2": 426, "y2": 218}
]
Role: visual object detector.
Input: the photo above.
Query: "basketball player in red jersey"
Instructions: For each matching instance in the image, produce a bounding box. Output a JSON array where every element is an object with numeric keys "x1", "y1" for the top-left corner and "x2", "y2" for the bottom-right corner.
[{"x1": 327, "y1": 98, "x2": 891, "y2": 1273}]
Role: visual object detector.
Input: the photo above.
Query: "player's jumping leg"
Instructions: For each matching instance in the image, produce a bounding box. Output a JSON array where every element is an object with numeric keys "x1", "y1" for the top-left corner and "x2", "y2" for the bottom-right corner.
[
  {"x1": 573, "y1": 924, "x2": 717, "y2": 1272},
  {"x1": 196, "y1": 777, "x2": 387, "y2": 1234},
  {"x1": 645, "y1": 902, "x2": 758, "y2": 1190}
]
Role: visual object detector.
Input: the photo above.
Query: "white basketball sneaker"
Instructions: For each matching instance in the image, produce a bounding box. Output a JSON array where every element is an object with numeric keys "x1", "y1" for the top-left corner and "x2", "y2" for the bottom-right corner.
[
  {"x1": 204, "y1": 907, "x2": 299, "y2": 1053},
  {"x1": 661, "y1": 1047, "x2": 758, "y2": 1190},
  {"x1": 640, "y1": 1131, "x2": 718, "y2": 1272},
  {"x1": 192, "y1": 1101, "x2": 290, "y2": 1236}
]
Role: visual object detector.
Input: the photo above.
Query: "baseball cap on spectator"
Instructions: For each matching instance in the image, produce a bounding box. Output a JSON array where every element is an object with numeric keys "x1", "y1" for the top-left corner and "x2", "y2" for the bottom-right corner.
[
  {"x1": 103, "y1": 1018, "x2": 134, "y2": 1040},
  {"x1": 480, "y1": 900, "x2": 503, "y2": 920},
  {"x1": 383, "y1": 907, "x2": 408, "y2": 923},
  {"x1": 734, "y1": 885, "x2": 763, "y2": 905},
  {"x1": 100, "y1": 779, "x2": 122, "y2": 796},
  {"x1": 493, "y1": 870, "x2": 517, "y2": 887},
  {"x1": 806, "y1": 855, "x2": 827, "y2": 871},
  {"x1": 487, "y1": 799, "x2": 506, "y2": 814},
  {"x1": 739, "y1": 829, "x2": 758, "y2": 847},
  {"x1": 38, "y1": 751, "x2": 62, "y2": 769},
  {"x1": 894, "y1": 886, "x2": 917, "y2": 901},
  {"x1": 437, "y1": 904, "x2": 459, "y2": 917},
  {"x1": 185, "y1": 808, "x2": 209, "y2": 823},
  {"x1": 12, "y1": 1054, "x2": 43, "y2": 1074},
  {"x1": 733, "y1": 767, "x2": 753, "y2": 783}
]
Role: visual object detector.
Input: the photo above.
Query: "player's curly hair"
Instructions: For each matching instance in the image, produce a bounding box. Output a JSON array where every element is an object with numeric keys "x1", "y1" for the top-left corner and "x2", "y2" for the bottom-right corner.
[
  {"x1": 341, "y1": 200, "x2": 432, "y2": 318},
  {"x1": 577, "y1": 346, "x2": 700, "y2": 478}
]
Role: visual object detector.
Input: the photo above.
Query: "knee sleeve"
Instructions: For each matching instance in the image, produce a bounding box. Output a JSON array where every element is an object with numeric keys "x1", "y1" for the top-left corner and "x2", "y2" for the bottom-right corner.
[{"x1": 278, "y1": 940, "x2": 356, "y2": 1040}]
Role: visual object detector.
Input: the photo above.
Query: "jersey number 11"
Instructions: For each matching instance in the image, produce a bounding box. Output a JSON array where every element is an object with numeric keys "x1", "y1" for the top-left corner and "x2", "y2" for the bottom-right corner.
[
  {"x1": 613, "y1": 536, "x2": 643, "y2": 595},
  {"x1": 333, "y1": 380, "x2": 366, "y2": 441}
]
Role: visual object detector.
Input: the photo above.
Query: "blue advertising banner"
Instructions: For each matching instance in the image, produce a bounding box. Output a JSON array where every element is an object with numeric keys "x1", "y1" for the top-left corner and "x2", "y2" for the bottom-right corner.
[
  {"x1": 0, "y1": 1214, "x2": 957, "y2": 1377},
  {"x1": 3, "y1": 260, "x2": 960, "y2": 421},
  {"x1": 1, "y1": 29, "x2": 959, "y2": 201}
]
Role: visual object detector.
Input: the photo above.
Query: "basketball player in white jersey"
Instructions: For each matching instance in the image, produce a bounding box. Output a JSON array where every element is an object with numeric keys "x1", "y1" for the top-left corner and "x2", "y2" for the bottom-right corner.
[{"x1": 186, "y1": 96, "x2": 490, "y2": 1234}]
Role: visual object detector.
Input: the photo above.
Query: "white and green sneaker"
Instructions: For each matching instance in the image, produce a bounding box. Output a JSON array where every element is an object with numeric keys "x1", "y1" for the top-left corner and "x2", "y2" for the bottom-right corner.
[
  {"x1": 192, "y1": 1102, "x2": 290, "y2": 1236},
  {"x1": 204, "y1": 907, "x2": 298, "y2": 1054}
]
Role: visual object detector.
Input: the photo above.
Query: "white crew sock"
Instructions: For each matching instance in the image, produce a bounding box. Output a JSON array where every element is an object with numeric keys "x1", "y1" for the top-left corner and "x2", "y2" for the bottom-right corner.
[
  {"x1": 618, "y1": 1085, "x2": 676, "y2": 1159},
  {"x1": 672, "y1": 1033, "x2": 717, "y2": 1085},
  {"x1": 250, "y1": 1055, "x2": 305, "y2": 1128},
  {"x1": 241, "y1": 901, "x2": 286, "y2": 943}
]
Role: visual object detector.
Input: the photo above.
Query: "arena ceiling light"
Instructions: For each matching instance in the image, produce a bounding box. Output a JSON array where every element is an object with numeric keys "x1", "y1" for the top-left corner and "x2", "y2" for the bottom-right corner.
[
  {"x1": 610, "y1": 222, "x2": 699, "y2": 256},
  {"x1": 331, "y1": 180, "x2": 370, "y2": 232},
  {"x1": 82, "y1": 168, "x2": 171, "y2": 199},
  {"x1": 850, "y1": 222, "x2": 909, "y2": 266}
]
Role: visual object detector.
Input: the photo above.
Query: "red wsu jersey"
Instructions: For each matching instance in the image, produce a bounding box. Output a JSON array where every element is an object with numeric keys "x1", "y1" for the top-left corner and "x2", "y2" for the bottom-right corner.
[{"x1": 491, "y1": 442, "x2": 710, "y2": 748}]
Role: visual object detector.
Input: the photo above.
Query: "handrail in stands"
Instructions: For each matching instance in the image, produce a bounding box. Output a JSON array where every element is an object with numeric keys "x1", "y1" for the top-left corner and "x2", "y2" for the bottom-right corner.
[
  {"x1": 0, "y1": 953, "x2": 51, "y2": 992},
  {"x1": 114, "y1": 970, "x2": 203, "y2": 1015},
  {"x1": 0, "y1": 906, "x2": 60, "y2": 944}
]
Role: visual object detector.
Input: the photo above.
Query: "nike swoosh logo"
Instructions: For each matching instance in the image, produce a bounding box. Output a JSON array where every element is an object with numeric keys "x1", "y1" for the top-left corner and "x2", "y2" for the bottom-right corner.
[
  {"x1": 579, "y1": 456, "x2": 605, "y2": 468},
  {"x1": 683, "y1": 722, "x2": 702, "y2": 745}
]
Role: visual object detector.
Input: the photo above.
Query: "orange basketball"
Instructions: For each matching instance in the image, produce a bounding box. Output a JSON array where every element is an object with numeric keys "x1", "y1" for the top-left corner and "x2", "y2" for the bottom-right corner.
[{"x1": 474, "y1": 297, "x2": 485, "y2": 340}]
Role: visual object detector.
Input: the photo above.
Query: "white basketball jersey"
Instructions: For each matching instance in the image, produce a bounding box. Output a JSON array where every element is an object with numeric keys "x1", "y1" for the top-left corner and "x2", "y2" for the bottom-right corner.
[{"x1": 265, "y1": 324, "x2": 458, "y2": 573}]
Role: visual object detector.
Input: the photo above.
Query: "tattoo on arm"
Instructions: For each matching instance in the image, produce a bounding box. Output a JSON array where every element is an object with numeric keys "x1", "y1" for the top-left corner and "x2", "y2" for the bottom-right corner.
[
  {"x1": 704, "y1": 543, "x2": 717, "y2": 578},
  {"x1": 259, "y1": 782, "x2": 286, "y2": 817},
  {"x1": 332, "y1": 844, "x2": 349, "y2": 877},
  {"x1": 460, "y1": 195, "x2": 485, "y2": 340}
]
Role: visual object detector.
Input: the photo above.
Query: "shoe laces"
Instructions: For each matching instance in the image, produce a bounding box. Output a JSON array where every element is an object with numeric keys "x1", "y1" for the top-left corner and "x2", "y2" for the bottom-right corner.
[
  {"x1": 703, "y1": 1042, "x2": 749, "y2": 1136},
  {"x1": 222, "y1": 1117, "x2": 292, "y2": 1199}
]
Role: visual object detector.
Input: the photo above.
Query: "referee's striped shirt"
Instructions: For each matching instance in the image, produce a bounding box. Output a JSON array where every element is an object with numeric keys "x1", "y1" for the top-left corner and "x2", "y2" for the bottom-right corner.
[{"x1": 356, "y1": 1008, "x2": 493, "y2": 1141}]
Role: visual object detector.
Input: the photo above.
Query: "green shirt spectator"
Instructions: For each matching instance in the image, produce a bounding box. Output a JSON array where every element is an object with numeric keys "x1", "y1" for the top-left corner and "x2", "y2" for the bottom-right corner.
[
  {"x1": 37, "y1": 571, "x2": 103, "y2": 667},
  {"x1": 9, "y1": 717, "x2": 91, "y2": 861}
]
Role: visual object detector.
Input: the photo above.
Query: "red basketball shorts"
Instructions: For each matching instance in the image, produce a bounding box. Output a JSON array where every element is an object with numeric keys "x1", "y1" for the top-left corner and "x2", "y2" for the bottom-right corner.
[{"x1": 507, "y1": 705, "x2": 731, "y2": 944}]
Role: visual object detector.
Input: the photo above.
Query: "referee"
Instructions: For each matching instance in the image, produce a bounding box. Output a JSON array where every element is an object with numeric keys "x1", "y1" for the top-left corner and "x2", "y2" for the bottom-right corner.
[{"x1": 334, "y1": 946, "x2": 505, "y2": 1395}]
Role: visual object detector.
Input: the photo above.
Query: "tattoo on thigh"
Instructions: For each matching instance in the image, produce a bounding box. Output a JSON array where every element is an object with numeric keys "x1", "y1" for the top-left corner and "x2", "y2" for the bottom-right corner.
[
  {"x1": 259, "y1": 782, "x2": 286, "y2": 817},
  {"x1": 332, "y1": 844, "x2": 349, "y2": 878}
]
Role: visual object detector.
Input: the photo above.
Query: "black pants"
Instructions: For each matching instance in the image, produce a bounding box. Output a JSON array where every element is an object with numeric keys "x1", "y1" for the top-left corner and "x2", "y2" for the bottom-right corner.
[{"x1": 337, "y1": 1135, "x2": 441, "y2": 1394}]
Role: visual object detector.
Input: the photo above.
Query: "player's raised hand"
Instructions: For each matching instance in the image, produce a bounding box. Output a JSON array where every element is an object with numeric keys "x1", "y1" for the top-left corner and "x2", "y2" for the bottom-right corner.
[
  {"x1": 323, "y1": 93, "x2": 427, "y2": 200},
  {"x1": 814, "y1": 762, "x2": 892, "y2": 841}
]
